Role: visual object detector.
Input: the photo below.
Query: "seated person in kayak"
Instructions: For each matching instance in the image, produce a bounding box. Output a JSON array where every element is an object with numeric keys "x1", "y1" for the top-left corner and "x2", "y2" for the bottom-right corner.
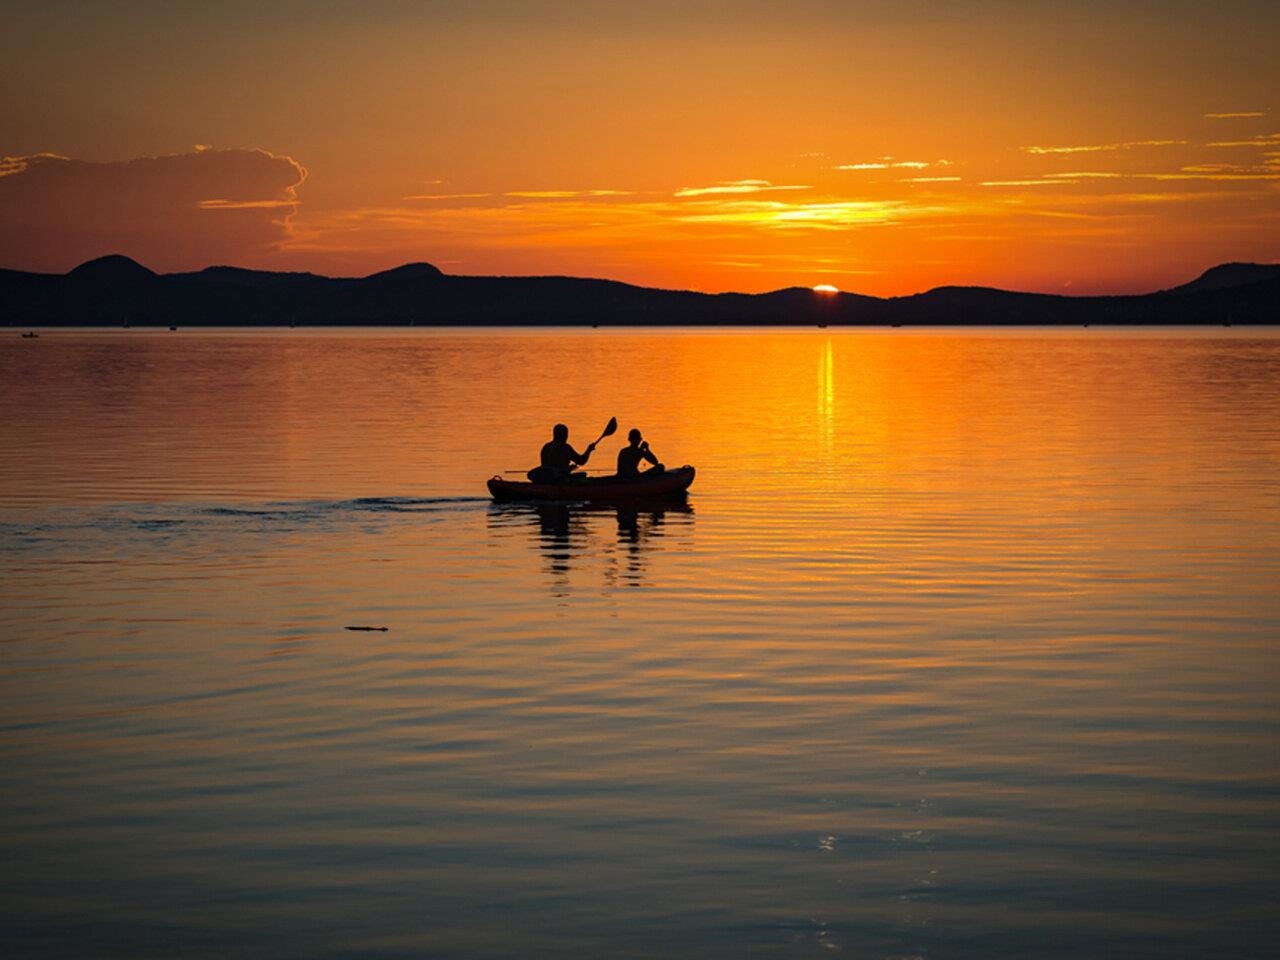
[
  {"x1": 616, "y1": 428, "x2": 665, "y2": 480},
  {"x1": 528, "y1": 423, "x2": 598, "y2": 483}
]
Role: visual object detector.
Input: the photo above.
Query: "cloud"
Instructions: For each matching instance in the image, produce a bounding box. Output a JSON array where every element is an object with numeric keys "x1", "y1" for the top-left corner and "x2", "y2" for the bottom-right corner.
[
  {"x1": 504, "y1": 189, "x2": 634, "y2": 198},
  {"x1": 1030, "y1": 190, "x2": 1244, "y2": 206},
  {"x1": 983, "y1": 166, "x2": 1280, "y2": 189},
  {"x1": 1140, "y1": 171, "x2": 1280, "y2": 181},
  {"x1": 2, "y1": 153, "x2": 61, "y2": 178},
  {"x1": 402, "y1": 192, "x2": 494, "y2": 201},
  {"x1": 902, "y1": 176, "x2": 962, "y2": 183},
  {"x1": 1206, "y1": 133, "x2": 1280, "y2": 147},
  {"x1": 1204, "y1": 112, "x2": 1266, "y2": 119},
  {"x1": 1021, "y1": 140, "x2": 1188, "y2": 154},
  {"x1": 673, "y1": 198, "x2": 925, "y2": 228},
  {"x1": 1180, "y1": 162, "x2": 1265, "y2": 174},
  {"x1": 981, "y1": 179, "x2": 1082, "y2": 187},
  {"x1": 0, "y1": 148, "x2": 306, "y2": 272},
  {"x1": 836, "y1": 159, "x2": 937, "y2": 171},
  {"x1": 198, "y1": 199, "x2": 299, "y2": 209},
  {"x1": 674, "y1": 180, "x2": 810, "y2": 197}
]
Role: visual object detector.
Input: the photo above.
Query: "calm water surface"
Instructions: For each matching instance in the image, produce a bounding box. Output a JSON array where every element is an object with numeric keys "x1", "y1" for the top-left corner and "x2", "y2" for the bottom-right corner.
[{"x1": 1, "y1": 328, "x2": 1278, "y2": 958}]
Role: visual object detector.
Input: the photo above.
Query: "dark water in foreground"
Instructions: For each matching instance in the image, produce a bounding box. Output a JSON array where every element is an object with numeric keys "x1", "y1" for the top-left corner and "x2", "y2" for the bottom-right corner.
[{"x1": 1, "y1": 328, "x2": 1278, "y2": 958}]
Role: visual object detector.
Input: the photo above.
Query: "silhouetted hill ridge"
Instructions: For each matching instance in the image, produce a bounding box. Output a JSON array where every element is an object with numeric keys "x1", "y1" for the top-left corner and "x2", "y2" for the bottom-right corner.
[
  {"x1": 1163, "y1": 262, "x2": 1280, "y2": 294},
  {"x1": 364, "y1": 262, "x2": 446, "y2": 281},
  {"x1": 66, "y1": 254, "x2": 156, "y2": 280},
  {"x1": 168, "y1": 266, "x2": 331, "y2": 287},
  {"x1": 2, "y1": 256, "x2": 1275, "y2": 326}
]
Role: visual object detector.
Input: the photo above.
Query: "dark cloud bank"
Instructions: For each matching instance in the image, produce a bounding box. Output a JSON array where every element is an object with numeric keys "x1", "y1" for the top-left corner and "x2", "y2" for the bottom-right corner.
[{"x1": 0, "y1": 148, "x2": 306, "y2": 273}]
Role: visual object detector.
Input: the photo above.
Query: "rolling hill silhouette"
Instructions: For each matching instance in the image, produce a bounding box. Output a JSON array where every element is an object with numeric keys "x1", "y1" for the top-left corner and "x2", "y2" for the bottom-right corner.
[{"x1": 2, "y1": 256, "x2": 1276, "y2": 326}]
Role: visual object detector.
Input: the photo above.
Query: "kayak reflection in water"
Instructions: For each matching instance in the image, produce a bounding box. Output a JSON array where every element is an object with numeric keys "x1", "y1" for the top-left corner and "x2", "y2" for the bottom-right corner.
[
  {"x1": 528, "y1": 422, "x2": 597, "y2": 483},
  {"x1": 616, "y1": 428, "x2": 665, "y2": 480}
]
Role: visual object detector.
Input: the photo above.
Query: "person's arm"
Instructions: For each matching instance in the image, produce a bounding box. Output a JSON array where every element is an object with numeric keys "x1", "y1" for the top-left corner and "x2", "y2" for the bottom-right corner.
[
  {"x1": 570, "y1": 442, "x2": 596, "y2": 466},
  {"x1": 640, "y1": 441, "x2": 658, "y2": 466}
]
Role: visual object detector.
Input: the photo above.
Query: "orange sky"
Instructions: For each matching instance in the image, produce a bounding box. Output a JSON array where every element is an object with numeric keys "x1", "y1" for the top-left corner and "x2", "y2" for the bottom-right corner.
[{"x1": 1, "y1": 1, "x2": 1277, "y2": 295}]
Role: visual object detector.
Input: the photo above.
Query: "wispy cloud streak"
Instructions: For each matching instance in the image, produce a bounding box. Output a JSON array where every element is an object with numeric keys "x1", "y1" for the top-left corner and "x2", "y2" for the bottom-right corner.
[
  {"x1": 1207, "y1": 133, "x2": 1280, "y2": 147},
  {"x1": 836, "y1": 159, "x2": 941, "y2": 171},
  {"x1": 1022, "y1": 140, "x2": 1187, "y2": 154},
  {"x1": 675, "y1": 180, "x2": 810, "y2": 197},
  {"x1": 505, "y1": 189, "x2": 635, "y2": 198}
]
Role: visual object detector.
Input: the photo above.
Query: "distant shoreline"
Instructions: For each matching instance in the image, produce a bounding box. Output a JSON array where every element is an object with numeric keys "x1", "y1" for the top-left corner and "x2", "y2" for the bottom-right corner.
[
  {"x1": 4, "y1": 255, "x2": 1277, "y2": 327},
  {"x1": 9, "y1": 323, "x2": 1279, "y2": 332}
]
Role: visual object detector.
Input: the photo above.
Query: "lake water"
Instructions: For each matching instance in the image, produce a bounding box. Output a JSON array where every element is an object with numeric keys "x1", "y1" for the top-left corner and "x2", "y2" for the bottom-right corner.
[{"x1": 1, "y1": 328, "x2": 1278, "y2": 959}]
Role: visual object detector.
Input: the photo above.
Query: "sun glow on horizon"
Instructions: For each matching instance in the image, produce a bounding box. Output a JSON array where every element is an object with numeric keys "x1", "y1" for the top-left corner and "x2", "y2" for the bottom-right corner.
[{"x1": 813, "y1": 284, "x2": 840, "y2": 294}]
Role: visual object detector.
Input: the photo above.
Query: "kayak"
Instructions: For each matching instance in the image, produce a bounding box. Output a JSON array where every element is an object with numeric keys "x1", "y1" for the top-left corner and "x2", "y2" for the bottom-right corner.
[{"x1": 487, "y1": 465, "x2": 696, "y2": 503}]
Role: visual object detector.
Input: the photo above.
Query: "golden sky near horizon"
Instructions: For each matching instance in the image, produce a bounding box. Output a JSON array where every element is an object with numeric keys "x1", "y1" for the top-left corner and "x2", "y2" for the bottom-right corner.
[{"x1": 1, "y1": 0, "x2": 1277, "y2": 295}]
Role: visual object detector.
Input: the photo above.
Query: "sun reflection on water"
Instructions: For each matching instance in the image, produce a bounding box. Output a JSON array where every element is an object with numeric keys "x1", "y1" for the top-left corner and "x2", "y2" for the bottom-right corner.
[{"x1": 819, "y1": 337, "x2": 835, "y2": 457}]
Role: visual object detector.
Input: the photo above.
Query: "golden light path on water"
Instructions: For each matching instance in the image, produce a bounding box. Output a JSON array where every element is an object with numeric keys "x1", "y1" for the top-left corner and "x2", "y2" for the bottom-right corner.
[
  {"x1": 819, "y1": 337, "x2": 835, "y2": 457},
  {"x1": 0, "y1": 327, "x2": 1277, "y2": 958}
]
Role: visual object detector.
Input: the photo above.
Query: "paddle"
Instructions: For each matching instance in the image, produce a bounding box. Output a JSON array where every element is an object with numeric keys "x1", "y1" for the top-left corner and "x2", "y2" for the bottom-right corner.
[{"x1": 589, "y1": 416, "x2": 618, "y2": 449}]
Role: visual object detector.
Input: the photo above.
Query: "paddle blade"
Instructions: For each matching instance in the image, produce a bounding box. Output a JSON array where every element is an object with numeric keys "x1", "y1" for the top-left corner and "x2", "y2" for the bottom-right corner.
[{"x1": 602, "y1": 416, "x2": 618, "y2": 437}]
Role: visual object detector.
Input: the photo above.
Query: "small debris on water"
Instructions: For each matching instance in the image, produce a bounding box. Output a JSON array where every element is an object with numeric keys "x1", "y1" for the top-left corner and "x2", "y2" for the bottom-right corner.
[{"x1": 345, "y1": 625, "x2": 389, "y2": 632}]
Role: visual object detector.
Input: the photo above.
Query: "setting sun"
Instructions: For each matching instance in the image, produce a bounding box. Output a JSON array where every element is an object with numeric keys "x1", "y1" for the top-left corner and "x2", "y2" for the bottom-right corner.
[{"x1": 813, "y1": 284, "x2": 840, "y2": 294}]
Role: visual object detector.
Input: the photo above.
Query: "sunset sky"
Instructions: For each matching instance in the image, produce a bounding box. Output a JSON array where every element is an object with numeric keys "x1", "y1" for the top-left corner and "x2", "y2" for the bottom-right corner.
[{"x1": 2, "y1": 0, "x2": 1277, "y2": 295}]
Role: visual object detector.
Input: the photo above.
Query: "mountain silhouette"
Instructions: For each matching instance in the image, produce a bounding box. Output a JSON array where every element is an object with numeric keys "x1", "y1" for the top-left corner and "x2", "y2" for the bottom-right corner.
[
  {"x1": 1161, "y1": 262, "x2": 1280, "y2": 295},
  {"x1": 167, "y1": 265, "x2": 328, "y2": 288},
  {"x1": 2, "y1": 256, "x2": 1275, "y2": 326},
  {"x1": 66, "y1": 254, "x2": 157, "y2": 281},
  {"x1": 364, "y1": 262, "x2": 446, "y2": 282}
]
